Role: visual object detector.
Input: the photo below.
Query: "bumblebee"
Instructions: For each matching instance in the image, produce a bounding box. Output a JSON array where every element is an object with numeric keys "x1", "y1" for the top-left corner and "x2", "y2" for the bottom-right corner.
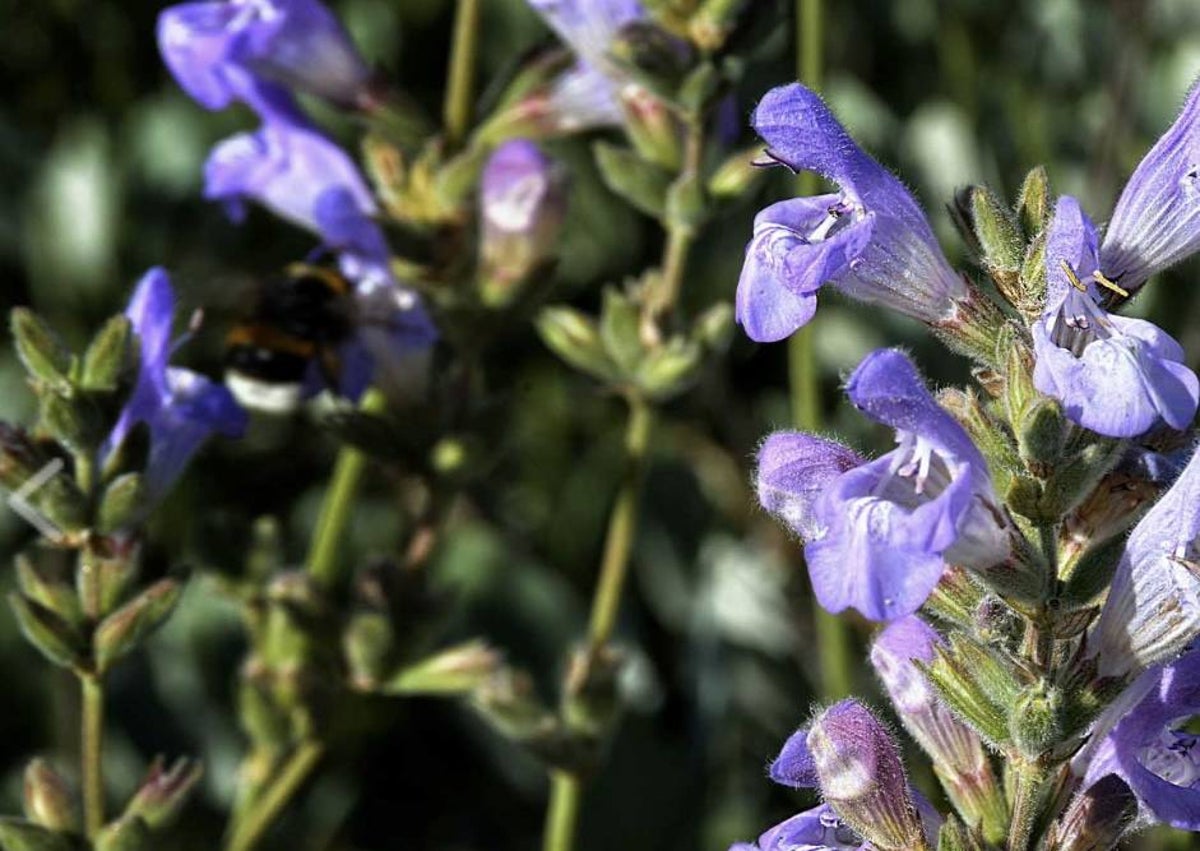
[{"x1": 225, "y1": 262, "x2": 356, "y2": 412}]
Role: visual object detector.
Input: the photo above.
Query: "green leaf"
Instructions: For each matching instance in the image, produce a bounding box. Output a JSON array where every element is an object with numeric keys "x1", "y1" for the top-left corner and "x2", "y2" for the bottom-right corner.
[
  {"x1": 1015, "y1": 165, "x2": 1050, "y2": 237},
  {"x1": 592, "y1": 142, "x2": 672, "y2": 219},
  {"x1": 536, "y1": 306, "x2": 618, "y2": 383},
  {"x1": 8, "y1": 594, "x2": 85, "y2": 669},
  {"x1": 97, "y1": 473, "x2": 144, "y2": 534},
  {"x1": 10, "y1": 309, "x2": 73, "y2": 396},
  {"x1": 94, "y1": 817, "x2": 150, "y2": 851},
  {"x1": 80, "y1": 316, "x2": 131, "y2": 392},
  {"x1": 0, "y1": 817, "x2": 77, "y2": 851},
  {"x1": 598, "y1": 288, "x2": 643, "y2": 374},
  {"x1": 93, "y1": 579, "x2": 183, "y2": 674},
  {"x1": 637, "y1": 337, "x2": 701, "y2": 401}
]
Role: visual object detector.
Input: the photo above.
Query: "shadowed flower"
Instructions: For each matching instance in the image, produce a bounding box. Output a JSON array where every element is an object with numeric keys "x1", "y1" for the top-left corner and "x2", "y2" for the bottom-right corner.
[
  {"x1": 736, "y1": 84, "x2": 968, "y2": 342},
  {"x1": 1082, "y1": 647, "x2": 1200, "y2": 832},
  {"x1": 528, "y1": 0, "x2": 644, "y2": 119},
  {"x1": 1101, "y1": 76, "x2": 1200, "y2": 295},
  {"x1": 204, "y1": 108, "x2": 395, "y2": 292},
  {"x1": 105, "y1": 269, "x2": 247, "y2": 502},
  {"x1": 1032, "y1": 196, "x2": 1198, "y2": 438},
  {"x1": 1090, "y1": 442, "x2": 1200, "y2": 680},
  {"x1": 158, "y1": 0, "x2": 375, "y2": 112},
  {"x1": 757, "y1": 349, "x2": 1008, "y2": 621}
]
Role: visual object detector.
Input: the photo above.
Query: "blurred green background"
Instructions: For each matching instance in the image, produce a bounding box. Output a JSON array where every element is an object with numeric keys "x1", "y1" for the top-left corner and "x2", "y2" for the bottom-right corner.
[{"x1": 3, "y1": 0, "x2": 1200, "y2": 848}]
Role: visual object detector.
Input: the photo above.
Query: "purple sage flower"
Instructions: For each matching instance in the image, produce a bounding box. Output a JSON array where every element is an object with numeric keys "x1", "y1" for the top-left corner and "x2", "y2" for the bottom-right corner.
[
  {"x1": 1089, "y1": 442, "x2": 1200, "y2": 680},
  {"x1": 478, "y1": 140, "x2": 567, "y2": 305},
  {"x1": 1101, "y1": 77, "x2": 1200, "y2": 295},
  {"x1": 1032, "y1": 196, "x2": 1198, "y2": 438},
  {"x1": 203, "y1": 107, "x2": 395, "y2": 292},
  {"x1": 158, "y1": 0, "x2": 376, "y2": 112},
  {"x1": 736, "y1": 84, "x2": 968, "y2": 342},
  {"x1": 105, "y1": 269, "x2": 248, "y2": 503},
  {"x1": 1081, "y1": 647, "x2": 1200, "y2": 831},
  {"x1": 755, "y1": 431, "x2": 864, "y2": 540},
  {"x1": 734, "y1": 703, "x2": 940, "y2": 851},
  {"x1": 756, "y1": 349, "x2": 1009, "y2": 621}
]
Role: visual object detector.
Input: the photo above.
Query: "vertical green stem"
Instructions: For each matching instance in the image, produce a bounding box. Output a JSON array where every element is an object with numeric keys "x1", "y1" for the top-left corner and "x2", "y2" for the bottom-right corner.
[
  {"x1": 306, "y1": 388, "x2": 387, "y2": 589},
  {"x1": 586, "y1": 397, "x2": 655, "y2": 648},
  {"x1": 790, "y1": 0, "x2": 849, "y2": 702},
  {"x1": 81, "y1": 674, "x2": 105, "y2": 838},
  {"x1": 226, "y1": 741, "x2": 325, "y2": 851},
  {"x1": 542, "y1": 772, "x2": 583, "y2": 851},
  {"x1": 443, "y1": 0, "x2": 481, "y2": 149}
]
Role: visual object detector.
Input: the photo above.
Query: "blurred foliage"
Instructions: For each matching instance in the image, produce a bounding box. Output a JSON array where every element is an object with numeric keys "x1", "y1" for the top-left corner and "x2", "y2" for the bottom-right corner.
[{"x1": 2, "y1": 0, "x2": 1200, "y2": 848}]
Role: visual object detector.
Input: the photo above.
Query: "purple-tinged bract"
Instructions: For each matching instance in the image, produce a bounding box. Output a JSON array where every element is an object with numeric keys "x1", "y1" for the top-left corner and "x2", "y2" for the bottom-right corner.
[
  {"x1": 1032, "y1": 196, "x2": 1198, "y2": 438},
  {"x1": 736, "y1": 84, "x2": 967, "y2": 342},
  {"x1": 870, "y1": 616, "x2": 989, "y2": 777}
]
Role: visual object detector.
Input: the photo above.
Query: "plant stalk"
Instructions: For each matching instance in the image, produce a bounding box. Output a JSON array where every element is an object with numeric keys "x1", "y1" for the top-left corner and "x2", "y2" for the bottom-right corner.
[
  {"x1": 443, "y1": 0, "x2": 481, "y2": 149},
  {"x1": 542, "y1": 771, "x2": 583, "y2": 851},
  {"x1": 81, "y1": 674, "x2": 105, "y2": 838},
  {"x1": 790, "y1": 0, "x2": 850, "y2": 702},
  {"x1": 306, "y1": 388, "x2": 387, "y2": 589},
  {"x1": 226, "y1": 741, "x2": 325, "y2": 851},
  {"x1": 586, "y1": 396, "x2": 655, "y2": 648}
]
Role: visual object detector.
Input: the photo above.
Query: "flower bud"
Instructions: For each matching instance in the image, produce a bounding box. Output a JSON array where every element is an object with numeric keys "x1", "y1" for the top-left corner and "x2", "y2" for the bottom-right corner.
[
  {"x1": 383, "y1": 640, "x2": 502, "y2": 696},
  {"x1": 563, "y1": 644, "x2": 624, "y2": 736},
  {"x1": 871, "y1": 618, "x2": 1006, "y2": 841},
  {"x1": 707, "y1": 147, "x2": 763, "y2": 200},
  {"x1": 23, "y1": 759, "x2": 78, "y2": 833},
  {"x1": 478, "y1": 141, "x2": 566, "y2": 308},
  {"x1": 619, "y1": 84, "x2": 681, "y2": 169},
  {"x1": 125, "y1": 757, "x2": 203, "y2": 829},
  {"x1": 1009, "y1": 682, "x2": 1064, "y2": 758},
  {"x1": 806, "y1": 700, "x2": 926, "y2": 851},
  {"x1": 536, "y1": 306, "x2": 618, "y2": 383}
]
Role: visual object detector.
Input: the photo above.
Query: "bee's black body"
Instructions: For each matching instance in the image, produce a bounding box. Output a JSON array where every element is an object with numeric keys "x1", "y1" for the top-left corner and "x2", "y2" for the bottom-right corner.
[{"x1": 225, "y1": 263, "x2": 356, "y2": 408}]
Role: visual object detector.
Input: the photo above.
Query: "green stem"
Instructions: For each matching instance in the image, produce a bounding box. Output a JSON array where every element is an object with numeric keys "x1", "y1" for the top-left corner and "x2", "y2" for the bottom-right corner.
[
  {"x1": 791, "y1": 0, "x2": 850, "y2": 702},
  {"x1": 587, "y1": 397, "x2": 655, "y2": 648},
  {"x1": 306, "y1": 388, "x2": 387, "y2": 589},
  {"x1": 541, "y1": 772, "x2": 583, "y2": 851},
  {"x1": 81, "y1": 675, "x2": 104, "y2": 838},
  {"x1": 443, "y1": 0, "x2": 481, "y2": 149},
  {"x1": 1006, "y1": 763, "x2": 1047, "y2": 851},
  {"x1": 226, "y1": 741, "x2": 325, "y2": 851}
]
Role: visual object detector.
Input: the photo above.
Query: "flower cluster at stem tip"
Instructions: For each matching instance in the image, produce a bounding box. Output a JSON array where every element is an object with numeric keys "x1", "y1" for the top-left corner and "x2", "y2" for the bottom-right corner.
[{"x1": 737, "y1": 77, "x2": 1200, "y2": 849}]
